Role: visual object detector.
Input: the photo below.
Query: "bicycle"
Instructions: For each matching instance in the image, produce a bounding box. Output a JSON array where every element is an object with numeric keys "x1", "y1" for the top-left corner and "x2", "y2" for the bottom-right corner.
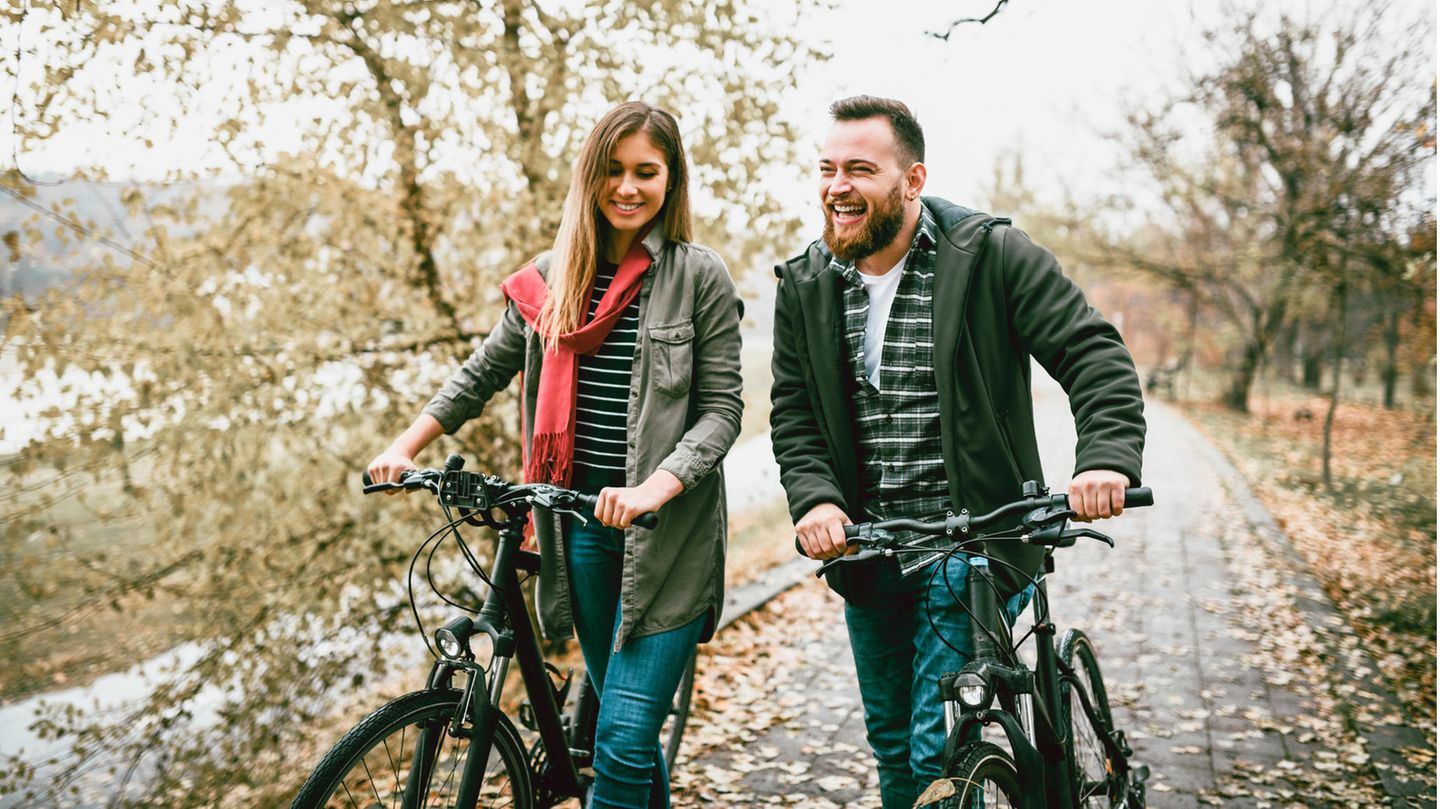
[
  {"x1": 801, "y1": 480, "x2": 1154, "y2": 809},
  {"x1": 290, "y1": 453, "x2": 696, "y2": 808}
]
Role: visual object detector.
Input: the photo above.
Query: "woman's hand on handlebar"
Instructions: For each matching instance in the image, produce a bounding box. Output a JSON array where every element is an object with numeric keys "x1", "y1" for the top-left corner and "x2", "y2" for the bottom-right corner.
[
  {"x1": 595, "y1": 469, "x2": 683, "y2": 529},
  {"x1": 795, "y1": 502, "x2": 853, "y2": 560},
  {"x1": 1068, "y1": 469, "x2": 1129, "y2": 522},
  {"x1": 367, "y1": 449, "x2": 418, "y2": 495}
]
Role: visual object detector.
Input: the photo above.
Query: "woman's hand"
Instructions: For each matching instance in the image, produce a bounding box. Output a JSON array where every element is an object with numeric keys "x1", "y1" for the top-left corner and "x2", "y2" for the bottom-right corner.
[
  {"x1": 367, "y1": 415, "x2": 444, "y2": 495},
  {"x1": 594, "y1": 469, "x2": 684, "y2": 528},
  {"x1": 367, "y1": 449, "x2": 418, "y2": 495}
]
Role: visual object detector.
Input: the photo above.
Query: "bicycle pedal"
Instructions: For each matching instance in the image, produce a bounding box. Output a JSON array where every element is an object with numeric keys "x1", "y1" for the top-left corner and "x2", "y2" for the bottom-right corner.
[
  {"x1": 1132, "y1": 763, "x2": 1150, "y2": 783},
  {"x1": 518, "y1": 701, "x2": 538, "y2": 731}
]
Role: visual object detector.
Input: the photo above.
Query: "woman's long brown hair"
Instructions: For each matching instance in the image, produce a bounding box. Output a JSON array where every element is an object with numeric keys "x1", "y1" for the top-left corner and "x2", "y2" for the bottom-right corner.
[{"x1": 536, "y1": 101, "x2": 693, "y2": 350}]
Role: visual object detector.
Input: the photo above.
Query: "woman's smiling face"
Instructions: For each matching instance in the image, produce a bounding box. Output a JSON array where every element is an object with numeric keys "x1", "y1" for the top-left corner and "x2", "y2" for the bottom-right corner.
[{"x1": 600, "y1": 132, "x2": 669, "y2": 241}]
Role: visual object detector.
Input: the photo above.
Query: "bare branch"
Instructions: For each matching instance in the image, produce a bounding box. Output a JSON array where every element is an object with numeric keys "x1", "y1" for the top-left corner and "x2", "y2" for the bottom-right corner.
[{"x1": 926, "y1": 0, "x2": 1010, "y2": 41}]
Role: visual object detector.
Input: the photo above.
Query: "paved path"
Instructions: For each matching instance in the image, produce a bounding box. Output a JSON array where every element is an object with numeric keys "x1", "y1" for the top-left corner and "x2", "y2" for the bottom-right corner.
[{"x1": 676, "y1": 373, "x2": 1424, "y2": 807}]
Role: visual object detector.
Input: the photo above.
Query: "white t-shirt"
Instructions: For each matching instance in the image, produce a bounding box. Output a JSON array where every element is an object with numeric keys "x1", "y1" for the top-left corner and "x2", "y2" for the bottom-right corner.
[{"x1": 858, "y1": 256, "x2": 907, "y2": 390}]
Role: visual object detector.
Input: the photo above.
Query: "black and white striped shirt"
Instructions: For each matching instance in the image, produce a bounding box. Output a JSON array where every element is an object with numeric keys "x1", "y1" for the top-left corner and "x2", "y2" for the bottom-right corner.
[{"x1": 574, "y1": 261, "x2": 638, "y2": 479}]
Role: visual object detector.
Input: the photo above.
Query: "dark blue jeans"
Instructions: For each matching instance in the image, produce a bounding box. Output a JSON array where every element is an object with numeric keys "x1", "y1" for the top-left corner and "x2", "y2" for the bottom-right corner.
[
  {"x1": 563, "y1": 473, "x2": 702, "y2": 809},
  {"x1": 845, "y1": 555, "x2": 1032, "y2": 809}
]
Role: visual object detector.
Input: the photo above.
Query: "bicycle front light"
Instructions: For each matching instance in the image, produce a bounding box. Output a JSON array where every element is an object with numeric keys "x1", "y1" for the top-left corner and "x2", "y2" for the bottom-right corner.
[
  {"x1": 955, "y1": 671, "x2": 992, "y2": 710},
  {"x1": 435, "y1": 616, "x2": 474, "y2": 660}
]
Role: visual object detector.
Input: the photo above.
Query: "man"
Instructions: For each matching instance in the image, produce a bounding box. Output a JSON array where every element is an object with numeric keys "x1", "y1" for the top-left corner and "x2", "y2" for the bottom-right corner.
[{"x1": 769, "y1": 96, "x2": 1146, "y2": 807}]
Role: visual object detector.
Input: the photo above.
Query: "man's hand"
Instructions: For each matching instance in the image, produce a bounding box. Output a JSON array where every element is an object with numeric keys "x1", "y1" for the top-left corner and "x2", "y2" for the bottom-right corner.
[
  {"x1": 795, "y1": 502, "x2": 853, "y2": 560},
  {"x1": 595, "y1": 470, "x2": 684, "y2": 529},
  {"x1": 1067, "y1": 469, "x2": 1129, "y2": 522}
]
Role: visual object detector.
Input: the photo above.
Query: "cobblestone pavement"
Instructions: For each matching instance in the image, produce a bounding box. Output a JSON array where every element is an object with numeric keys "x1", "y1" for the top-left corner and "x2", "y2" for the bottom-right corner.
[{"x1": 674, "y1": 374, "x2": 1420, "y2": 808}]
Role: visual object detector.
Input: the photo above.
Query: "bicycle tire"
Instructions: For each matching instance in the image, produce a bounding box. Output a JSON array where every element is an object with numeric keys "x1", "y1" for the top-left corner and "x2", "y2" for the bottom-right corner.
[
  {"x1": 661, "y1": 650, "x2": 697, "y2": 767},
  {"x1": 291, "y1": 688, "x2": 534, "y2": 809},
  {"x1": 1059, "y1": 629, "x2": 1139, "y2": 808},
  {"x1": 936, "y1": 741, "x2": 1022, "y2": 808}
]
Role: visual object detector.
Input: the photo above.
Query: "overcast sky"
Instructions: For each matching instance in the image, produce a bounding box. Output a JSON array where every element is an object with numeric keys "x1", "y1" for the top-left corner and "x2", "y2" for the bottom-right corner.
[
  {"x1": 788, "y1": 0, "x2": 1434, "y2": 216},
  {"x1": 4, "y1": 0, "x2": 1434, "y2": 218}
]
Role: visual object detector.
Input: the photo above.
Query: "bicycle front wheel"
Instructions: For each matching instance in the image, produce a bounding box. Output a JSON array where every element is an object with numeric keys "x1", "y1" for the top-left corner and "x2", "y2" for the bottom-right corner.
[
  {"x1": 1059, "y1": 629, "x2": 1135, "y2": 808},
  {"x1": 291, "y1": 688, "x2": 533, "y2": 809},
  {"x1": 932, "y1": 741, "x2": 1021, "y2": 808}
]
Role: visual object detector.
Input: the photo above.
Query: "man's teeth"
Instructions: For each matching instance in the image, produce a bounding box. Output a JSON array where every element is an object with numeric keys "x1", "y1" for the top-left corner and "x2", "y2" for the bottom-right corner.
[{"x1": 833, "y1": 204, "x2": 864, "y2": 215}]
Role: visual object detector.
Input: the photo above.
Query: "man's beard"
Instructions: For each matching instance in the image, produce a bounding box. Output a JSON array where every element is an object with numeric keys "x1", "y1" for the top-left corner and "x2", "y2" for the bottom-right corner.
[{"x1": 823, "y1": 181, "x2": 906, "y2": 264}]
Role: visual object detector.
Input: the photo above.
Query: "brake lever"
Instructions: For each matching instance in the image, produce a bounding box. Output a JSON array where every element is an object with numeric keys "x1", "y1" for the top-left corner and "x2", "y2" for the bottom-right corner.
[
  {"x1": 528, "y1": 488, "x2": 589, "y2": 527},
  {"x1": 815, "y1": 548, "x2": 883, "y2": 577},
  {"x1": 1065, "y1": 527, "x2": 1115, "y2": 547},
  {"x1": 1023, "y1": 525, "x2": 1115, "y2": 548}
]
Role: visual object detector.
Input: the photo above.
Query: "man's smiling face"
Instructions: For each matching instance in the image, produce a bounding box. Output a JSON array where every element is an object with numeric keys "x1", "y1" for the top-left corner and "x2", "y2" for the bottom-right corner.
[{"x1": 819, "y1": 117, "x2": 908, "y2": 264}]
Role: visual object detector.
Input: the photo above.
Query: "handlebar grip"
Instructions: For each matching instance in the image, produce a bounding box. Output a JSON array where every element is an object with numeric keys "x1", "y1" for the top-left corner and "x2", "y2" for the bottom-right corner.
[
  {"x1": 1124, "y1": 487, "x2": 1154, "y2": 508},
  {"x1": 362, "y1": 469, "x2": 416, "y2": 494},
  {"x1": 795, "y1": 529, "x2": 861, "y2": 558},
  {"x1": 574, "y1": 494, "x2": 660, "y2": 530}
]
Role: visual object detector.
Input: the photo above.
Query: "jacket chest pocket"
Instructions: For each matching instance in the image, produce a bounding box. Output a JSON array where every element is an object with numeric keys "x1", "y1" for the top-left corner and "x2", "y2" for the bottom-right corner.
[{"x1": 647, "y1": 320, "x2": 694, "y2": 397}]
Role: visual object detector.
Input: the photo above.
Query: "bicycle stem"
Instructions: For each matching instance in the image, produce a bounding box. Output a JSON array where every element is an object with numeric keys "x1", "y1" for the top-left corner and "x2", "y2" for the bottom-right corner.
[{"x1": 965, "y1": 557, "x2": 1002, "y2": 662}]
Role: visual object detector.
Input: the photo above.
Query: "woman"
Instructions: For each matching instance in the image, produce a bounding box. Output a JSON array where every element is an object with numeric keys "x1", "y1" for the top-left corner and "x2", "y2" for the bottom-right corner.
[{"x1": 367, "y1": 101, "x2": 743, "y2": 809}]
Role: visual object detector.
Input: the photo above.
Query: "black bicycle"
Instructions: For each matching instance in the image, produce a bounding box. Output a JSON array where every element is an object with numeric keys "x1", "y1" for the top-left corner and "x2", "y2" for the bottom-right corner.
[
  {"x1": 802, "y1": 480, "x2": 1153, "y2": 809},
  {"x1": 290, "y1": 454, "x2": 695, "y2": 808}
]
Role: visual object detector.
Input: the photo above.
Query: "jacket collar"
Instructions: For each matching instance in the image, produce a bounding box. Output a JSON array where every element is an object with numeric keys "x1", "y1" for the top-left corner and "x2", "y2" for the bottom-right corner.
[
  {"x1": 779, "y1": 197, "x2": 988, "y2": 281},
  {"x1": 641, "y1": 221, "x2": 669, "y2": 259}
]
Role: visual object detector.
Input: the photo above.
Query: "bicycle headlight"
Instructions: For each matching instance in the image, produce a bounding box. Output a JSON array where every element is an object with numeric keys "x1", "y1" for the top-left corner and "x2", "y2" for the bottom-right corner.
[
  {"x1": 435, "y1": 615, "x2": 474, "y2": 660},
  {"x1": 955, "y1": 671, "x2": 992, "y2": 709}
]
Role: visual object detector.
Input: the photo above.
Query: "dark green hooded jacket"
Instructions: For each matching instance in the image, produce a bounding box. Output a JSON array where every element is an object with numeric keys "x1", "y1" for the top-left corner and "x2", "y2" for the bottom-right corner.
[{"x1": 769, "y1": 197, "x2": 1146, "y2": 597}]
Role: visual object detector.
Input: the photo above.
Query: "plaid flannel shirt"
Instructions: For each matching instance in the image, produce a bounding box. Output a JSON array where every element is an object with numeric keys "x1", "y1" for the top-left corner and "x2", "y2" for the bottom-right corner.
[{"x1": 834, "y1": 207, "x2": 952, "y2": 573}]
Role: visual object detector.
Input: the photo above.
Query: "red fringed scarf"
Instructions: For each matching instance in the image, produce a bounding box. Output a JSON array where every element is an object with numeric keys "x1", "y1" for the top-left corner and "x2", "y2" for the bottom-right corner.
[{"x1": 500, "y1": 236, "x2": 652, "y2": 486}]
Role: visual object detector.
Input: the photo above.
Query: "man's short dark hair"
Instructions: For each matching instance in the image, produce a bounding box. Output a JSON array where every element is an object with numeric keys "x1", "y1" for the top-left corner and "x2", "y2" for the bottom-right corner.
[{"x1": 829, "y1": 96, "x2": 925, "y2": 166}]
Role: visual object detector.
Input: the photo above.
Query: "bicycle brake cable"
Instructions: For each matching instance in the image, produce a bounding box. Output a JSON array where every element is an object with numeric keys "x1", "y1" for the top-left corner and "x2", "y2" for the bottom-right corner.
[
  {"x1": 407, "y1": 521, "x2": 458, "y2": 659},
  {"x1": 923, "y1": 539, "x2": 1051, "y2": 662},
  {"x1": 926, "y1": 545, "x2": 1014, "y2": 661}
]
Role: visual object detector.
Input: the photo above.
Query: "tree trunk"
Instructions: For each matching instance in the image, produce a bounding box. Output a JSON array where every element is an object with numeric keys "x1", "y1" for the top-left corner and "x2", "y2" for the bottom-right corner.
[
  {"x1": 1301, "y1": 348, "x2": 1324, "y2": 389},
  {"x1": 1272, "y1": 319, "x2": 1298, "y2": 383},
  {"x1": 1225, "y1": 342, "x2": 1261, "y2": 413},
  {"x1": 1323, "y1": 281, "x2": 1347, "y2": 490},
  {"x1": 1381, "y1": 307, "x2": 1400, "y2": 409}
]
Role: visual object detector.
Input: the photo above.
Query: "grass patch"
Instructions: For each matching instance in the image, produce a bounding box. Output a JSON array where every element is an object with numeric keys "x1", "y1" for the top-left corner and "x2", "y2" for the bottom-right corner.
[
  {"x1": 738, "y1": 343, "x2": 774, "y2": 443},
  {"x1": 725, "y1": 498, "x2": 794, "y2": 591},
  {"x1": 0, "y1": 462, "x2": 204, "y2": 701}
]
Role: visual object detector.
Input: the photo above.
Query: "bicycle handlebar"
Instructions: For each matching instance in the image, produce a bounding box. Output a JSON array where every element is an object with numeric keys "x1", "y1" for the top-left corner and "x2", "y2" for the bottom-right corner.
[
  {"x1": 362, "y1": 466, "x2": 660, "y2": 530},
  {"x1": 793, "y1": 484, "x2": 1153, "y2": 557}
]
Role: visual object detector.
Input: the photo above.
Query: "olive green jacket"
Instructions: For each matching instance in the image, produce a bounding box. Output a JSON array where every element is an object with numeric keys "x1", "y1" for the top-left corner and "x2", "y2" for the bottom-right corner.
[
  {"x1": 770, "y1": 198, "x2": 1145, "y2": 597},
  {"x1": 424, "y1": 226, "x2": 743, "y2": 647}
]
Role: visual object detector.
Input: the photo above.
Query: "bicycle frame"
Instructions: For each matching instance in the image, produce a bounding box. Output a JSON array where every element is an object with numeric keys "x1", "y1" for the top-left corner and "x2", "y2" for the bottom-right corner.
[
  {"x1": 943, "y1": 554, "x2": 1102, "y2": 809},
  {"x1": 415, "y1": 518, "x2": 588, "y2": 806}
]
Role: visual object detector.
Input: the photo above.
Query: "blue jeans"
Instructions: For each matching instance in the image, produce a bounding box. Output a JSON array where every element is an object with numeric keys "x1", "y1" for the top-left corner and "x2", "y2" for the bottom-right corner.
[
  {"x1": 563, "y1": 482, "x2": 702, "y2": 809},
  {"x1": 845, "y1": 555, "x2": 1032, "y2": 809}
]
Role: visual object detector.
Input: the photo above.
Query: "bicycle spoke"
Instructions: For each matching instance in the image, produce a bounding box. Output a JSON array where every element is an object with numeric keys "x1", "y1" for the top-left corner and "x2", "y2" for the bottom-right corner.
[
  {"x1": 439, "y1": 732, "x2": 462, "y2": 804},
  {"x1": 379, "y1": 735, "x2": 399, "y2": 809},
  {"x1": 392, "y1": 725, "x2": 406, "y2": 809},
  {"x1": 360, "y1": 756, "x2": 385, "y2": 808}
]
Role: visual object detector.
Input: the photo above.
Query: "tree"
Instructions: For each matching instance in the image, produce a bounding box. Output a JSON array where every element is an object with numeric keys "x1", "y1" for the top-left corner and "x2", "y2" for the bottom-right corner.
[
  {"x1": 0, "y1": 0, "x2": 823, "y2": 804},
  {"x1": 1094, "y1": 5, "x2": 1435, "y2": 413}
]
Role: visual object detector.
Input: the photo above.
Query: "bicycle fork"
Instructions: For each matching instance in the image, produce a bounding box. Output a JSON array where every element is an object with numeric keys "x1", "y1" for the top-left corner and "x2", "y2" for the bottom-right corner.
[{"x1": 943, "y1": 558, "x2": 1072, "y2": 809}]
